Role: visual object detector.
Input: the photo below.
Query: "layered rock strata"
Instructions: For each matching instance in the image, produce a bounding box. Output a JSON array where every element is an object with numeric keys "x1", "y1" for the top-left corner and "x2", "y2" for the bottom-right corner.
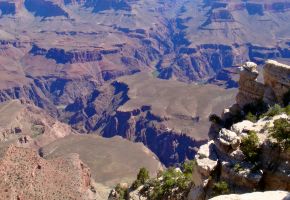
[{"x1": 236, "y1": 60, "x2": 290, "y2": 107}]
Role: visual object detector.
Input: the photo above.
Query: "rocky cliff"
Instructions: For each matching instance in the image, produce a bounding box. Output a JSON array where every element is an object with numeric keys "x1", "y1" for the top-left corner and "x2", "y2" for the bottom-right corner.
[
  {"x1": 237, "y1": 60, "x2": 290, "y2": 107},
  {"x1": 0, "y1": 99, "x2": 75, "y2": 149},
  {"x1": 190, "y1": 60, "x2": 290, "y2": 200},
  {"x1": 0, "y1": 145, "x2": 99, "y2": 200}
]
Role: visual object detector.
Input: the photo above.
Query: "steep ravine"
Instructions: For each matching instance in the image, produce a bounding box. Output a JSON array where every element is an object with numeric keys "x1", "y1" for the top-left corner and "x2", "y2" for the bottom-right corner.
[
  {"x1": 72, "y1": 81, "x2": 207, "y2": 167},
  {"x1": 100, "y1": 107, "x2": 205, "y2": 166}
]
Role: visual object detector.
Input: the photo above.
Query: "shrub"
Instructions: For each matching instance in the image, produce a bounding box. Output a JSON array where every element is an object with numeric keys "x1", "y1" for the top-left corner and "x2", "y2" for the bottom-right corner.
[
  {"x1": 245, "y1": 112, "x2": 257, "y2": 122},
  {"x1": 240, "y1": 131, "x2": 260, "y2": 163},
  {"x1": 137, "y1": 167, "x2": 150, "y2": 184},
  {"x1": 131, "y1": 179, "x2": 142, "y2": 190},
  {"x1": 131, "y1": 167, "x2": 150, "y2": 190},
  {"x1": 181, "y1": 160, "x2": 196, "y2": 177},
  {"x1": 284, "y1": 105, "x2": 290, "y2": 116},
  {"x1": 270, "y1": 118, "x2": 290, "y2": 150},
  {"x1": 114, "y1": 184, "x2": 128, "y2": 200},
  {"x1": 262, "y1": 104, "x2": 283, "y2": 118},
  {"x1": 147, "y1": 162, "x2": 194, "y2": 200},
  {"x1": 212, "y1": 181, "x2": 229, "y2": 197},
  {"x1": 133, "y1": 161, "x2": 196, "y2": 200}
]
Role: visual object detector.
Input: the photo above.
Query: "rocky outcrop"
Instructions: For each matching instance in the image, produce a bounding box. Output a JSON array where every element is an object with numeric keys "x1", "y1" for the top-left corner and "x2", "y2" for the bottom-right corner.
[
  {"x1": 264, "y1": 60, "x2": 290, "y2": 104},
  {"x1": 236, "y1": 60, "x2": 290, "y2": 107},
  {"x1": 190, "y1": 60, "x2": 290, "y2": 199},
  {"x1": 191, "y1": 113, "x2": 290, "y2": 199},
  {"x1": 0, "y1": 145, "x2": 98, "y2": 199},
  {"x1": 0, "y1": 100, "x2": 75, "y2": 148}
]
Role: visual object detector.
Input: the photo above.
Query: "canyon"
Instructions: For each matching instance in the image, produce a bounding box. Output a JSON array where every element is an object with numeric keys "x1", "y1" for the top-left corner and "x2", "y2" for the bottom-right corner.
[
  {"x1": 0, "y1": 0, "x2": 289, "y2": 199},
  {"x1": 0, "y1": 0, "x2": 289, "y2": 165}
]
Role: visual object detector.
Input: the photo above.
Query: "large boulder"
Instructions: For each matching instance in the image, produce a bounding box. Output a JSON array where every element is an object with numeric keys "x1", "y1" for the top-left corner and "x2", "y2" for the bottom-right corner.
[
  {"x1": 231, "y1": 120, "x2": 254, "y2": 135},
  {"x1": 196, "y1": 141, "x2": 218, "y2": 177},
  {"x1": 215, "y1": 128, "x2": 241, "y2": 153}
]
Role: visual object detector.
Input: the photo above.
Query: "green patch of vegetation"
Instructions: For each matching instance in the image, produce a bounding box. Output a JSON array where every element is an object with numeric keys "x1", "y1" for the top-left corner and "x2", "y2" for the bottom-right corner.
[
  {"x1": 131, "y1": 167, "x2": 150, "y2": 190},
  {"x1": 240, "y1": 131, "x2": 260, "y2": 163},
  {"x1": 138, "y1": 160, "x2": 195, "y2": 200},
  {"x1": 245, "y1": 112, "x2": 257, "y2": 122},
  {"x1": 261, "y1": 104, "x2": 283, "y2": 118},
  {"x1": 284, "y1": 105, "x2": 290, "y2": 116},
  {"x1": 114, "y1": 184, "x2": 128, "y2": 200},
  {"x1": 270, "y1": 118, "x2": 290, "y2": 151},
  {"x1": 212, "y1": 181, "x2": 229, "y2": 197},
  {"x1": 233, "y1": 163, "x2": 243, "y2": 172},
  {"x1": 181, "y1": 160, "x2": 196, "y2": 176}
]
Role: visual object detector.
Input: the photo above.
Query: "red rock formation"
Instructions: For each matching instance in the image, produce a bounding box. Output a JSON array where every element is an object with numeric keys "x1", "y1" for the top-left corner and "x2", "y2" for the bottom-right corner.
[{"x1": 0, "y1": 145, "x2": 97, "y2": 200}]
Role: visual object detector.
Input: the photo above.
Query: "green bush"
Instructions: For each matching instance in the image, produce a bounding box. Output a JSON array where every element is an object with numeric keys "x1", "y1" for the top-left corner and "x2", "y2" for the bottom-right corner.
[
  {"x1": 137, "y1": 167, "x2": 150, "y2": 184},
  {"x1": 261, "y1": 104, "x2": 283, "y2": 118},
  {"x1": 131, "y1": 179, "x2": 142, "y2": 190},
  {"x1": 131, "y1": 167, "x2": 150, "y2": 190},
  {"x1": 245, "y1": 112, "x2": 257, "y2": 122},
  {"x1": 181, "y1": 160, "x2": 196, "y2": 177},
  {"x1": 131, "y1": 161, "x2": 195, "y2": 200},
  {"x1": 240, "y1": 131, "x2": 260, "y2": 163},
  {"x1": 114, "y1": 184, "x2": 128, "y2": 200},
  {"x1": 212, "y1": 181, "x2": 229, "y2": 197},
  {"x1": 284, "y1": 105, "x2": 290, "y2": 116},
  {"x1": 148, "y1": 167, "x2": 192, "y2": 200},
  {"x1": 270, "y1": 118, "x2": 290, "y2": 150}
]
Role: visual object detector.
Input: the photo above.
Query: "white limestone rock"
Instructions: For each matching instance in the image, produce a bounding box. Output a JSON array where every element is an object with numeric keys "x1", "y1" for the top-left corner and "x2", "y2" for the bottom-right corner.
[{"x1": 209, "y1": 191, "x2": 290, "y2": 200}]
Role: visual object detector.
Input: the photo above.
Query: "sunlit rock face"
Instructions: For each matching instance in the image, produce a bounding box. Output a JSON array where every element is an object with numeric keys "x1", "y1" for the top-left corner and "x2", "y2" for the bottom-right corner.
[{"x1": 236, "y1": 60, "x2": 290, "y2": 107}]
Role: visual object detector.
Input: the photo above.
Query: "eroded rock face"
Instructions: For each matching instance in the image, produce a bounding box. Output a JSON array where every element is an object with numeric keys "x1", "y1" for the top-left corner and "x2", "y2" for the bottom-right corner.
[
  {"x1": 0, "y1": 145, "x2": 98, "y2": 200},
  {"x1": 236, "y1": 60, "x2": 290, "y2": 107},
  {"x1": 236, "y1": 62, "x2": 265, "y2": 107},
  {"x1": 264, "y1": 60, "x2": 290, "y2": 104},
  {"x1": 0, "y1": 100, "x2": 75, "y2": 149}
]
